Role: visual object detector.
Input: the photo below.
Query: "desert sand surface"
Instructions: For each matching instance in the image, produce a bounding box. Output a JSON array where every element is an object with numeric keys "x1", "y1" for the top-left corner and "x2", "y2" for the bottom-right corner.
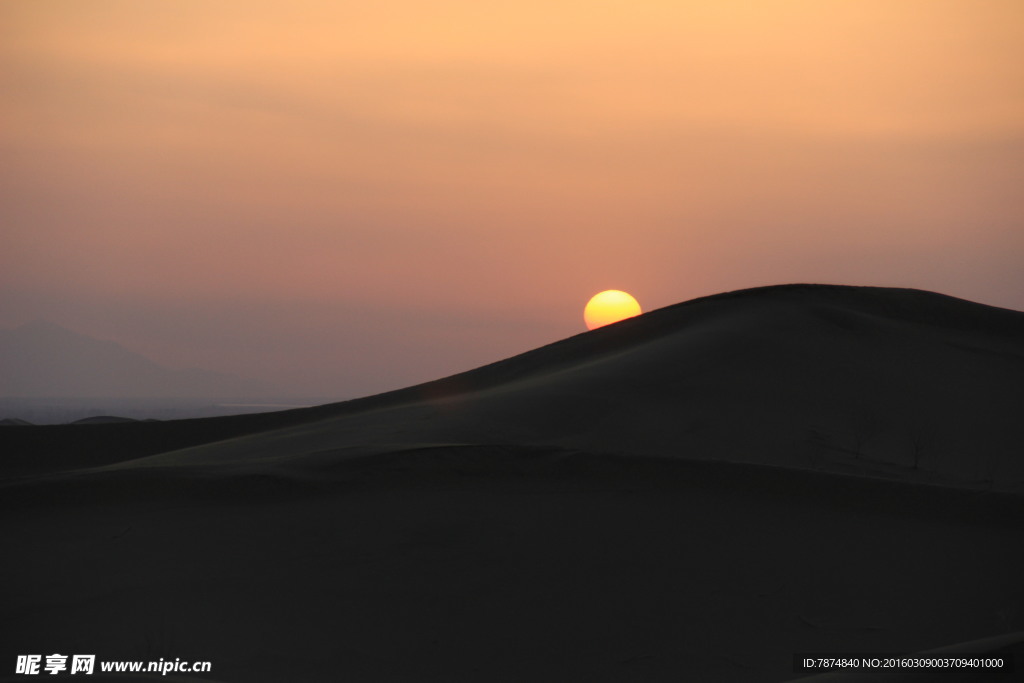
[{"x1": 2, "y1": 284, "x2": 1022, "y2": 682}]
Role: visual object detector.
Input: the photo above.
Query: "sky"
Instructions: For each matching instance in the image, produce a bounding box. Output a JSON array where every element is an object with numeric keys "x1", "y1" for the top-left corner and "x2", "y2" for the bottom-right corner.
[{"x1": 2, "y1": 0, "x2": 1022, "y2": 397}]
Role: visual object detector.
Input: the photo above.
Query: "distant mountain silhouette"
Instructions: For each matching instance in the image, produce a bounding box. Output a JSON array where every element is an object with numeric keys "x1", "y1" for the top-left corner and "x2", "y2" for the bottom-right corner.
[
  {"x1": 0, "y1": 320, "x2": 279, "y2": 398},
  {"x1": 70, "y1": 415, "x2": 139, "y2": 425}
]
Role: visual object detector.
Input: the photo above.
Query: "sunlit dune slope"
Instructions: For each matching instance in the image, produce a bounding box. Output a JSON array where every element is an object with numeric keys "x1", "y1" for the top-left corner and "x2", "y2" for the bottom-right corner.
[{"x1": 5, "y1": 283, "x2": 1021, "y2": 491}]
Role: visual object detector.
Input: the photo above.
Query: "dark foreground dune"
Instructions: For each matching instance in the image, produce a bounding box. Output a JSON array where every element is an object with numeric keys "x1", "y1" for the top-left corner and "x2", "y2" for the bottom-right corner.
[{"x1": 2, "y1": 284, "x2": 1023, "y2": 682}]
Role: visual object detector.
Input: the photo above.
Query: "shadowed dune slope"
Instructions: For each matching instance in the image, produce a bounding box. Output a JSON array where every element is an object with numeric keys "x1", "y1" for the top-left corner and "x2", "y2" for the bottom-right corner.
[
  {"x1": 4, "y1": 283, "x2": 1021, "y2": 490},
  {"x1": 2, "y1": 284, "x2": 1024, "y2": 682}
]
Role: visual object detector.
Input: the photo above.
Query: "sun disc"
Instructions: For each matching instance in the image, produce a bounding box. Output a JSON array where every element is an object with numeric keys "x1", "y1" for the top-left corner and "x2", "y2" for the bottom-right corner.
[{"x1": 584, "y1": 290, "x2": 642, "y2": 330}]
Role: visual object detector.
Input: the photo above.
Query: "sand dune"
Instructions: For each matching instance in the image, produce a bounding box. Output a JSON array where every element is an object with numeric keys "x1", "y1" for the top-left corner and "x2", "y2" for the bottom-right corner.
[{"x1": 2, "y1": 284, "x2": 1022, "y2": 681}]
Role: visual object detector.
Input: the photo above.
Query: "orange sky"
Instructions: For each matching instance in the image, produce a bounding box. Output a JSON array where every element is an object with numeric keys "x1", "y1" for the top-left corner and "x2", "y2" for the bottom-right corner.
[{"x1": 2, "y1": 1, "x2": 1022, "y2": 396}]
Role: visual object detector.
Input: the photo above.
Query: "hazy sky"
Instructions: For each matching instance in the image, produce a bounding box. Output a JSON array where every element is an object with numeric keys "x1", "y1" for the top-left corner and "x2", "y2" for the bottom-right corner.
[{"x1": 2, "y1": 1, "x2": 1022, "y2": 397}]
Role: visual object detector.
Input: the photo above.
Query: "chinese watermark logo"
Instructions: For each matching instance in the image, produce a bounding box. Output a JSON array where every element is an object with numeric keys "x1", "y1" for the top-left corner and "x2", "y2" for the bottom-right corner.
[
  {"x1": 16, "y1": 655, "x2": 94, "y2": 675},
  {"x1": 15, "y1": 654, "x2": 210, "y2": 676}
]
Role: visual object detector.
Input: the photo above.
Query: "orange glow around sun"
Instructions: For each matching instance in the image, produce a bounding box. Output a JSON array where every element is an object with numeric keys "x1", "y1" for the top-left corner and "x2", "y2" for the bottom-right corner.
[{"x1": 584, "y1": 290, "x2": 642, "y2": 330}]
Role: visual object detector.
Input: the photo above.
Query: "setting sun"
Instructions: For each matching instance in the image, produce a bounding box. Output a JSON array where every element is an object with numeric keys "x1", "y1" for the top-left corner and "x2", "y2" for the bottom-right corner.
[{"x1": 584, "y1": 290, "x2": 642, "y2": 330}]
